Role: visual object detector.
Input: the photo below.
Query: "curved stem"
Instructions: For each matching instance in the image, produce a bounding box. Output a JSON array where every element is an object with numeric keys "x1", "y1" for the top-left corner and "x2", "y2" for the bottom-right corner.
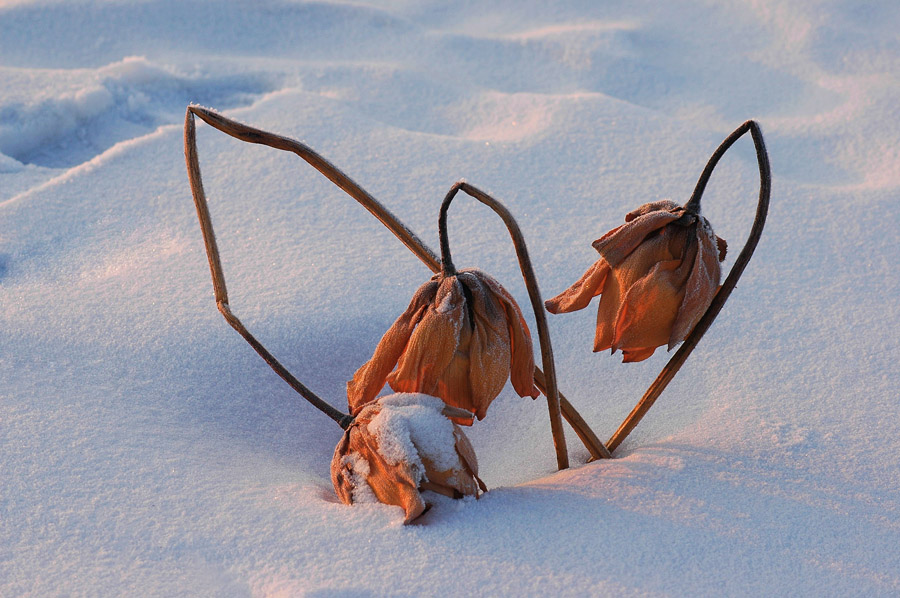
[
  {"x1": 684, "y1": 121, "x2": 762, "y2": 213},
  {"x1": 183, "y1": 106, "x2": 607, "y2": 459},
  {"x1": 184, "y1": 107, "x2": 353, "y2": 430},
  {"x1": 441, "y1": 181, "x2": 569, "y2": 470},
  {"x1": 218, "y1": 301, "x2": 354, "y2": 429},
  {"x1": 534, "y1": 369, "x2": 611, "y2": 460},
  {"x1": 607, "y1": 120, "x2": 771, "y2": 452},
  {"x1": 438, "y1": 189, "x2": 457, "y2": 276},
  {"x1": 186, "y1": 105, "x2": 441, "y2": 272}
]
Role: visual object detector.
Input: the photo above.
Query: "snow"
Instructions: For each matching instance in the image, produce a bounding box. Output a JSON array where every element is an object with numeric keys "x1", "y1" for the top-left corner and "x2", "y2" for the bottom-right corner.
[
  {"x1": 339, "y1": 451, "x2": 377, "y2": 505},
  {"x1": 2, "y1": 0, "x2": 899, "y2": 596},
  {"x1": 366, "y1": 393, "x2": 460, "y2": 474}
]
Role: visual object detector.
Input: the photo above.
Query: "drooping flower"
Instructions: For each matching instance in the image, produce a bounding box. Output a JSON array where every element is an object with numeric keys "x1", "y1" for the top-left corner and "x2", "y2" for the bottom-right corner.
[
  {"x1": 545, "y1": 200, "x2": 727, "y2": 362},
  {"x1": 347, "y1": 268, "x2": 539, "y2": 422},
  {"x1": 331, "y1": 393, "x2": 485, "y2": 523}
]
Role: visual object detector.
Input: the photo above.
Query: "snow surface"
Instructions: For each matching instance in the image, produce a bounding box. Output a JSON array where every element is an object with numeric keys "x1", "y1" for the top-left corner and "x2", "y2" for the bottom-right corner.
[{"x1": 2, "y1": 0, "x2": 900, "y2": 596}]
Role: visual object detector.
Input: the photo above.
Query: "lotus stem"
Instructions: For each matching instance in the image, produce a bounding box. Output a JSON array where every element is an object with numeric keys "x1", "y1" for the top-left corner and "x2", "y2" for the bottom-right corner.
[
  {"x1": 185, "y1": 105, "x2": 439, "y2": 272},
  {"x1": 437, "y1": 194, "x2": 457, "y2": 277},
  {"x1": 183, "y1": 105, "x2": 609, "y2": 460},
  {"x1": 532, "y1": 369, "x2": 611, "y2": 460},
  {"x1": 184, "y1": 107, "x2": 353, "y2": 430},
  {"x1": 440, "y1": 182, "x2": 569, "y2": 470},
  {"x1": 606, "y1": 120, "x2": 771, "y2": 453}
]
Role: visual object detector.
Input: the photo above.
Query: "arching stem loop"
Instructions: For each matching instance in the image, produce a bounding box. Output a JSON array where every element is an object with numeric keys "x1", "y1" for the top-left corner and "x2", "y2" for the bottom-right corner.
[{"x1": 606, "y1": 120, "x2": 771, "y2": 452}]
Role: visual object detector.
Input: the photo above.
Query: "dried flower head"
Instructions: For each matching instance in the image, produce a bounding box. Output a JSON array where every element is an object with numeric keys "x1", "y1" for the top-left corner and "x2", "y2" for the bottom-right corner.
[
  {"x1": 331, "y1": 393, "x2": 485, "y2": 523},
  {"x1": 545, "y1": 200, "x2": 727, "y2": 362},
  {"x1": 347, "y1": 268, "x2": 539, "y2": 422}
]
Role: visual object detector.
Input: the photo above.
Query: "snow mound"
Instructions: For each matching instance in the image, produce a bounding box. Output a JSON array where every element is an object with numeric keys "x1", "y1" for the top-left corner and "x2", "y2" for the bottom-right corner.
[{"x1": 0, "y1": 56, "x2": 272, "y2": 168}]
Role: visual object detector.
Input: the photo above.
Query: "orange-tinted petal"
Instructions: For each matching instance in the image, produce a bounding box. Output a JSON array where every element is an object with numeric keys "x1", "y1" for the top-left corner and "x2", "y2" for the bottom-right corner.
[
  {"x1": 609, "y1": 224, "x2": 681, "y2": 284},
  {"x1": 330, "y1": 430, "x2": 354, "y2": 505},
  {"x1": 452, "y1": 426, "x2": 486, "y2": 492},
  {"x1": 347, "y1": 279, "x2": 438, "y2": 414},
  {"x1": 613, "y1": 258, "x2": 684, "y2": 354},
  {"x1": 331, "y1": 418, "x2": 425, "y2": 523},
  {"x1": 593, "y1": 209, "x2": 681, "y2": 267},
  {"x1": 458, "y1": 273, "x2": 512, "y2": 418},
  {"x1": 544, "y1": 258, "x2": 610, "y2": 314},
  {"x1": 669, "y1": 220, "x2": 721, "y2": 348},
  {"x1": 426, "y1": 318, "x2": 477, "y2": 419},
  {"x1": 624, "y1": 199, "x2": 681, "y2": 222},
  {"x1": 473, "y1": 269, "x2": 539, "y2": 399},
  {"x1": 621, "y1": 346, "x2": 657, "y2": 363},
  {"x1": 553, "y1": 201, "x2": 725, "y2": 362},
  {"x1": 358, "y1": 433, "x2": 425, "y2": 523},
  {"x1": 594, "y1": 227, "x2": 680, "y2": 353},
  {"x1": 592, "y1": 272, "x2": 621, "y2": 352},
  {"x1": 331, "y1": 395, "x2": 483, "y2": 524},
  {"x1": 592, "y1": 222, "x2": 626, "y2": 245},
  {"x1": 419, "y1": 424, "x2": 482, "y2": 498},
  {"x1": 389, "y1": 277, "x2": 465, "y2": 397}
]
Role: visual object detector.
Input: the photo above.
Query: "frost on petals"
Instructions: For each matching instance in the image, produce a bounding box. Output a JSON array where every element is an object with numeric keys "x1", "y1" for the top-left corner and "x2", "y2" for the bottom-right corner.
[
  {"x1": 330, "y1": 393, "x2": 485, "y2": 523},
  {"x1": 545, "y1": 200, "x2": 727, "y2": 362},
  {"x1": 347, "y1": 268, "x2": 539, "y2": 423}
]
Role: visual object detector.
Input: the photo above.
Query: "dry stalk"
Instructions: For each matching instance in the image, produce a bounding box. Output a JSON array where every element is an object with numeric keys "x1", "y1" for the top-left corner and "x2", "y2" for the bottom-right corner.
[
  {"x1": 606, "y1": 120, "x2": 771, "y2": 453},
  {"x1": 184, "y1": 107, "x2": 353, "y2": 429},
  {"x1": 183, "y1": 105, "x2": 609, "y2": 460},
  {"x1": 439, "y1": 181, "x2": 569, "y2": 470}
]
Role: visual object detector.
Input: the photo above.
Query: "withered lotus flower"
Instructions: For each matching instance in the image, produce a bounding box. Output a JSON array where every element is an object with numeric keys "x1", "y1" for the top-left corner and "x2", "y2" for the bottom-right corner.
[
  {"x1": 545, "y1": 200, "x2": 727, "y2": 362},
  {"x1": 347, "y1": 268, "x2": 539, "y2": 422},
  {"x1": 331, "y1": 393, "x2": 485, "y2": 523}
]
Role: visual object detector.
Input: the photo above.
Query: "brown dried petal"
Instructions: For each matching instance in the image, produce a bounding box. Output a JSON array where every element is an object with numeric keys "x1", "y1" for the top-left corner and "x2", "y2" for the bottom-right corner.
[
  {"x1": 452, "y1": 426, "x2": 486, "y2": 492},
  {"x1": 609, "y1": 225, "x2": 680, "y2": 287},
  {"x1": 593, "y1": 208, "x2": 681, "y2": 266},
  {"x1": 592, "y1": 272, "x2": 621, "y2": 352},
  {"x1": 620, "y1": 346, "x2": 657, "y2": 363},
  {"x1": 388, "y1": 277, "x2": 465, "y2": 398},
  {"x1": 613, "y1": 259, "x2": 684, "y2": 360},
  {"x1": 547, "y1": 200, "x2": 727, "y2": 361},
  {"x1": 597, "y1": 224, "x2": 683, "y2": 357},
  {"x1": 347, "y1": 280, "x2": 439, "y2": 414},
  {"x1": 352, "y1": 268, "x2": 536, "y2": 425},
  {"x1": 418, "y1": 425, "x2": 481, "y2": 498},
  {"x1": 544, "y1": 258, "x2": 610, "y2": 314},
  {"x1": 331, "y1": 418, "x2": 425, "y2": 523},
  {"x1": 331, "y1": 431, "x2": 354, "y2": 506},
  {"x1": 331, "y1": 395, "x2": 483, "y2": 524},
  {"x1": 472, "y1": 269, "x2": 539, "y2": 400},
  {"x1": 457, "y1": 273, "x2": 513, "y2": 418},
  {"x1": 669, "y1": 220, "x2": 722, "y2": 348},
  {"x1": 624, "y1": 199, "x2": 681, "y2": 222},
  {"x1": 716, "y1": 236, "x2": 728, "y2": 262}
]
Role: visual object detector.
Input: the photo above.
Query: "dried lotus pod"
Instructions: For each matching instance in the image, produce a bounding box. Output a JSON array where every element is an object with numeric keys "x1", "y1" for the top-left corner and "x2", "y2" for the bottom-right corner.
[
  {"x1": 331, "y1": 393, "x2": 485, "y2": 523},
  {"x1": 546, "y1": 200, "x2": 727, "y2": 362}
]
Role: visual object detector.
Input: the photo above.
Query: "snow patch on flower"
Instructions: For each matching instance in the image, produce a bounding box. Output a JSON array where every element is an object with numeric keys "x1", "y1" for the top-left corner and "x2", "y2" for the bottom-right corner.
[
  {"x1": 367, "y1": 393, "x2": 462, "y2": 479},
  {"x1": 341, "y1": 452, "x2": 378, "y2": 504}
]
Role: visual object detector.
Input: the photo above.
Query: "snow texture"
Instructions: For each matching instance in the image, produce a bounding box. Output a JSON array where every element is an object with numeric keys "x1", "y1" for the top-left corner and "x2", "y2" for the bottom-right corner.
[{"x1": 2, "y1": 0, "x2": 900, "y2": 596}]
